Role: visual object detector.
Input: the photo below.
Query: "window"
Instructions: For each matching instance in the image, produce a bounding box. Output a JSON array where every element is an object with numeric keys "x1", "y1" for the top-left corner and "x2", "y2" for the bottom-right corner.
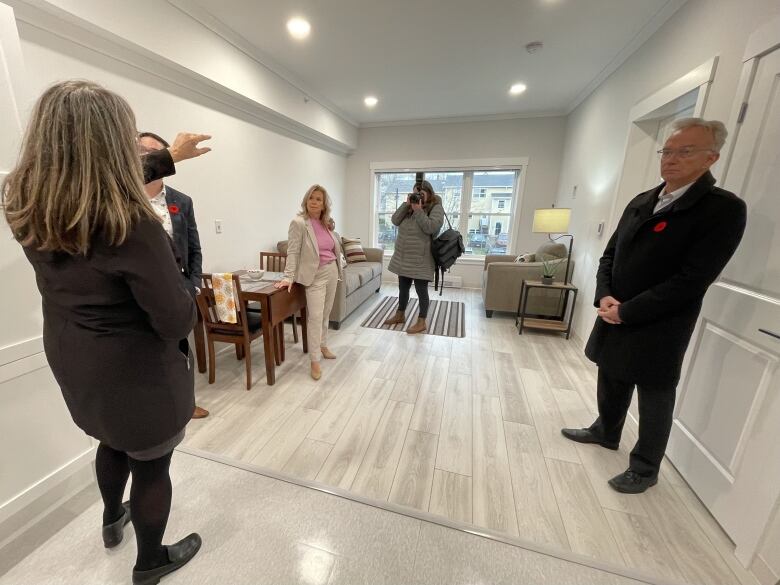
[
  {"x1": 373, "y1": 168, "x2": 521, "y2": 258},
  {"x1": 375, "y1": 172, "x2": 416, "y2": 253}
]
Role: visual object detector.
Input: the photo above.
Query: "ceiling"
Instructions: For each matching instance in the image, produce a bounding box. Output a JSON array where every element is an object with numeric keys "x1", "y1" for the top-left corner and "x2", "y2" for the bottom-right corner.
[{"x1": 184, "y1": 0, "x2": 684, "y2": 125}]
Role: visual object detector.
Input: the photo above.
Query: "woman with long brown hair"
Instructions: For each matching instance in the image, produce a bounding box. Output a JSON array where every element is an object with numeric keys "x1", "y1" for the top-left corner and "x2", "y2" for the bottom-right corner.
[
  {"x1": 3, "y1": 80, "x2": 209, "y2": 585},
  {"x1": 276, "y1": 184, "x2": 343, "y2": 380}
]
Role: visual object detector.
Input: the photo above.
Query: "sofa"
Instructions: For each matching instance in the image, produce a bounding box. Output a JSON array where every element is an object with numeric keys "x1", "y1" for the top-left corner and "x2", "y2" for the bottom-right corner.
[
  {"x1": 277, "y1": 238, "x2": 383, "y2": 329},
  {"x1": 481, "y1": 242, "x2": 575, "y2": 318}
]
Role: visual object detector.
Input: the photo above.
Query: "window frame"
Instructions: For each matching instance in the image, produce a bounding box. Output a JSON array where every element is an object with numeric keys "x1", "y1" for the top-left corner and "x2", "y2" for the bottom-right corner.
[{"x1": 369, "y1": 158, "x2": 528, "y2": 263}]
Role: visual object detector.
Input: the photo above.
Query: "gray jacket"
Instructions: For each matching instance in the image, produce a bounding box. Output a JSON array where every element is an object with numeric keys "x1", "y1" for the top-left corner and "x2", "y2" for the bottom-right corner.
[{"x1": 387, "y1": 202, "x2": 445, "y2": 281}]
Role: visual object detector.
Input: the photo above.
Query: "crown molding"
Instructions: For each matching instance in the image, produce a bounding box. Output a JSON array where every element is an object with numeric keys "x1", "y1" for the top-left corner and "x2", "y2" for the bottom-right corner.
[
  {"x1": 360, "y1": 109, "x2": 566, "y2": 128},
  {"x1": 565, "y1": 0, "x2": 688, "y2": 115}
]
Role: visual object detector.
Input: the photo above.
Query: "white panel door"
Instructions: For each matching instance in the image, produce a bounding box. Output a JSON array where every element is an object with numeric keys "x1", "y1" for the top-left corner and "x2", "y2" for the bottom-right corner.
[{"x1": 668, "y1": 47, "x2": 780, "y2": 565}]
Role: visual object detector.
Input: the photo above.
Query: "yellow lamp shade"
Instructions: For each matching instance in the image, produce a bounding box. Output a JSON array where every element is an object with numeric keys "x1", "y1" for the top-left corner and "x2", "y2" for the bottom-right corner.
[{"x1": 532, "y1": 208, "x2": 571, "y2": 233}]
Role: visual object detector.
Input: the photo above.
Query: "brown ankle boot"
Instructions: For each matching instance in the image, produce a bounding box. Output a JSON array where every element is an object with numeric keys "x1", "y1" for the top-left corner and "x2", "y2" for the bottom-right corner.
[
  {"x1": 384, "y1": 310, "x2": 406, "y2": 326},
  {"x1": 407, "y1": 318, "x2": 427, "y2": 335}
]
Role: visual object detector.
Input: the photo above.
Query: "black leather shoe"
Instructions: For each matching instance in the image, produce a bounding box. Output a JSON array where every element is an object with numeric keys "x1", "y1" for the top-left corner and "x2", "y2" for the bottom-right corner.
[
  {"x1": 561, "y1": 428, "x2": 619, "y2": 450},
  {"x1": 132, "y1": 533, "x2": 202, "y2": 585},
  {"x1": 102, "y1": 502, "x2": 131, "y2": 548},
  {"x1": 608, "y1": 470, "x2": 658, "y2": 494}
]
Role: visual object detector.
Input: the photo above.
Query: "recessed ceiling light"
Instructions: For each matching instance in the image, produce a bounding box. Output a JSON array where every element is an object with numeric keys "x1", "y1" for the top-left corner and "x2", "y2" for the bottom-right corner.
[
  {"x1": 364, "y1": 96, "x2": 378, "y2": 108},
  {"x1": 287, "y1": 17, "x2": 311, "y2": 40},
  {"x1": 509, "y1": 83, "x2": 527, "y2": 95}
]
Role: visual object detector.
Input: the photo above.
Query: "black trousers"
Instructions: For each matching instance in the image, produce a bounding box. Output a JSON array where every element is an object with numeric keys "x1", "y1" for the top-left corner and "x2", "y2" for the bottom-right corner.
[
  {"x1": 588, "y1": 369, "x2": 677, "y2": 477},
  {"x1": 398, "y1": 276, "x2": 430, "y2": 318}
]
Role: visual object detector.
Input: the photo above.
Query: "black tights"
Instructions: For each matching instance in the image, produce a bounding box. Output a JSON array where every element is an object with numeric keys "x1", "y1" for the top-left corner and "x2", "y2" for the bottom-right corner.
[
  {"x1": 96, "y1": 443, "x2": 173, "y2": 571},
  {"x1": 398, "y1": 276, "x2": 430, "y2": 318}
]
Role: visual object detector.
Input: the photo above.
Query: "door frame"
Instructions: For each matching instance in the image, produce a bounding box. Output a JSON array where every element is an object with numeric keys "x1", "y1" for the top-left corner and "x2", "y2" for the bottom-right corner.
[{"x1": 605, "y1": 57, "x2": 718, "y2": 238}]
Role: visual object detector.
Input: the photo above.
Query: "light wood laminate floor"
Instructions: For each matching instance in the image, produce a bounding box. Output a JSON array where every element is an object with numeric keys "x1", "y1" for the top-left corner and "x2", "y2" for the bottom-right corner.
[{"x1": 183, "y1": 285, "x2": 757, "y2": 585}]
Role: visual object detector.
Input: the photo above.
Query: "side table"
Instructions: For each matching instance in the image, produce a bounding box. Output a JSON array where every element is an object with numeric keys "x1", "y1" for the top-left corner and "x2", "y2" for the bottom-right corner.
[{"x1": 516, "y1": 280, "x2": 578, "y2": 339}]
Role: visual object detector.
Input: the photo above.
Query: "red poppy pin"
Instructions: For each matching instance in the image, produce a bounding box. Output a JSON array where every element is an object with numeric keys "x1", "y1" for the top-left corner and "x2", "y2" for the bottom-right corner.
[
  {"x1": 653, "y1": 221, "x2": 667, "y2": 233},
  {"x1": 167, "y1": 204, "x2": 180, "y2": 215}
]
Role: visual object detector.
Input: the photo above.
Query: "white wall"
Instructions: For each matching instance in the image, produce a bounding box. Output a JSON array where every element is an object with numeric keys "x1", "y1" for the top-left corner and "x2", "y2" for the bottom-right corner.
[
  {"x1": 553, "y1": 0, "x2": 780, "y2": 343},
  {"x1": 345, "y1": 117, "x2": 567, "y2": 288}
]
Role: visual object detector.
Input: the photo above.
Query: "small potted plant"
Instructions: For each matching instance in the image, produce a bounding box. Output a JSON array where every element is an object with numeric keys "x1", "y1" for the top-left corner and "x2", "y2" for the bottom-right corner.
[{"x1": 541, "y1": 258, "x2": 560, "y2": 285}]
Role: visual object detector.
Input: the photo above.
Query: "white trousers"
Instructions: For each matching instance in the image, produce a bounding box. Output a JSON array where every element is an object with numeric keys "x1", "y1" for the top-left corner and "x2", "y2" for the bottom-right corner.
[{"x1": 305, "y1": 261, "x2": 338, "y2": 362}]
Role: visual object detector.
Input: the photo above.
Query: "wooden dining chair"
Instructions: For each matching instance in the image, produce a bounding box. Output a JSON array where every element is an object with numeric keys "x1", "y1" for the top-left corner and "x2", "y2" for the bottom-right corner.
[
  {"x1": 258, "y1": 251, "x2": 299, "y2": 343},
  {"x1": 259, "y1": 251, "x2": 287, "y2": 274},
  {"x1": 196, "y1": 273, "x2": 263, "y2": 390}
]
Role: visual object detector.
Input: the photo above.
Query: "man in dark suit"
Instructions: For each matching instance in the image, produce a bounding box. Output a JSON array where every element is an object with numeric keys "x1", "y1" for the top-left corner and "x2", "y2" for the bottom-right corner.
[
  {"x1": 562, "y1": 118, "x2": 746, "y2": 493},
  {"x1": 139, "y1": 132, "x2": 209, "y2": 420}
]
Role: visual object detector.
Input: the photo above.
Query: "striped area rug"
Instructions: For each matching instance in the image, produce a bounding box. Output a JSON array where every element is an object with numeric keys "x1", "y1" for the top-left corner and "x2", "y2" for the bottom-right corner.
[{"x1": 361, "y1": 296, "x2": 465, "y2": 338}]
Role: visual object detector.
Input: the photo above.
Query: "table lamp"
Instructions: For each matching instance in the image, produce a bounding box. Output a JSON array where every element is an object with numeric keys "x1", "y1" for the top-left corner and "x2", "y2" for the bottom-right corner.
[{"x1": 532, "y1": 207, "x2": 573, "y2": 284}]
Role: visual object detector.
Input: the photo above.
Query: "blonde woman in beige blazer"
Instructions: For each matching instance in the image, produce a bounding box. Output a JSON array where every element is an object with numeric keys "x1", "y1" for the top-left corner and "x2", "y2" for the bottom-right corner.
[{"x1": 276, "y1": 185, "x2": 343, "y2": 380}]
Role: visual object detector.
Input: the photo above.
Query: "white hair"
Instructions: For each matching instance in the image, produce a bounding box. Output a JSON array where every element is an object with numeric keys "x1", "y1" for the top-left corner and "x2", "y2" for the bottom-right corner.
[{"x1": 670, "y1": 117, "x2": 727, "y2": 152}]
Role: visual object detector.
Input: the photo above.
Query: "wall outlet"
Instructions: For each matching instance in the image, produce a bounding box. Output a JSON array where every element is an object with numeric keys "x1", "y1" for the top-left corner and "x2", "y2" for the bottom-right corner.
[
  {"x1": 214, "y1": 219, "x2": 223, "y2": 234},
  {"x1": 572, "y1": 184, "x2": 578, "y2": 199}
]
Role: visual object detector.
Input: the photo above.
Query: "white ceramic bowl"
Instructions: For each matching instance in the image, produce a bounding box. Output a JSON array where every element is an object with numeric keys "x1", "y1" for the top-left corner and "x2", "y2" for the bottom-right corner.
[{"x1": 246, "y1": 269, "x2": 265, "y2": 281}]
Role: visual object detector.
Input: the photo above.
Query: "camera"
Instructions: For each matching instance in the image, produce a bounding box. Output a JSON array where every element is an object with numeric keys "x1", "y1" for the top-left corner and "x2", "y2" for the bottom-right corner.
[{"x1": 409, "y1": 192, "x2": 421, "y2": 204}]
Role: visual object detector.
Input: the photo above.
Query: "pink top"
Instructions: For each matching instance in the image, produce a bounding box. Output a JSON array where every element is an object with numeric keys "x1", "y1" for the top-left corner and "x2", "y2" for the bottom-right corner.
[{"x1": 311, "y1": 219, "x2": 336, "y2": 267}]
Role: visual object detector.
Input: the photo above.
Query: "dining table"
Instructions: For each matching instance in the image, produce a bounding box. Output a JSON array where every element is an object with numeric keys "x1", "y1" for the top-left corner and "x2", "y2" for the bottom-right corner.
[{"x1": 194, "y1": 271, "x2": 308, "y2": 386}]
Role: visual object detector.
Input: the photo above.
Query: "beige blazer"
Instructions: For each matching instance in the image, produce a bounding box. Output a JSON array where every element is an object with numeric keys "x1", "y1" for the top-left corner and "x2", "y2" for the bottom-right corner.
[{"x1": 283, "y1": 215, "x2": 344, "y2": 286}]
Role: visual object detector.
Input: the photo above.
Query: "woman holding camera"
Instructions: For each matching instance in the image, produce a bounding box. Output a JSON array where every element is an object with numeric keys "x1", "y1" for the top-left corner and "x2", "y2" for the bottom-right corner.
[
  {"x1": 276, "y1": 185, "x2": 343, "y2": 380},
  {"x1": 4, "y1": 81, "x2": 209, "y2": 584},
  {"x1": 385, "y1": 180, "x2": 444, "y2": 334}
]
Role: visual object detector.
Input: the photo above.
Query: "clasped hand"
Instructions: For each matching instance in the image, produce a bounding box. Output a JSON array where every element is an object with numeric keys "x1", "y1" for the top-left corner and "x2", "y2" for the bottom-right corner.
[{"x1": 598, "y1": 296, "x2": 622, "y2": 325}]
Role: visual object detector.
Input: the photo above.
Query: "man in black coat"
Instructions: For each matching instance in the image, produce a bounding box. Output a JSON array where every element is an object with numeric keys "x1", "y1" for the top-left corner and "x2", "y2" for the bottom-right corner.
[
  {"x1": 139, "y1": 132, "x2": 209, "y2": 419},
  {"x1": 562, "y1": 118, "x2": 747, "y2": 493}
]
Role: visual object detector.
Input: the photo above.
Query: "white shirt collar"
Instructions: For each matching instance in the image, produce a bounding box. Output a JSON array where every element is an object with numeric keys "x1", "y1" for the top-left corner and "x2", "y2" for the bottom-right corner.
[
  {"x1": 655, "y1": 181, "x2": 694, "y2": 213},
  {"x1": 662, "y1": 181, "x2": 694, "y2": 199}
]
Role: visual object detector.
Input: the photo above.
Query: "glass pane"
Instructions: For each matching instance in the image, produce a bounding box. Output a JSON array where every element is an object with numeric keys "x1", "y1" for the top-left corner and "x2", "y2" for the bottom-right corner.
[
  {"x1": 376, "y1": 173, "x2": 416, "y2": 248},
  {"x1": 469, "y1": 171, "x2": 516, "y2": 256},
  {"x1": 377, "y1": 172, "x2": 416, "y2": 216},
  {"x1": 466, "y1": 214, "x2": 512, "y2": 256},
  {"x1": 377, "y1": 214, "x2": 397, "y2": 252},
  {"x1": 422, "y1": 171, "x2": 463, "y2": 217}
]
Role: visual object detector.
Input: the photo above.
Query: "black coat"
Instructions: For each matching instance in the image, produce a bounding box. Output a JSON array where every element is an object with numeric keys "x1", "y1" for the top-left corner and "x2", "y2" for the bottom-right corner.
[
  {"x1": 165, "y1": 187, "x2": 202, "y2": 294},
  {"x1": 24, "y1": 219, "x2": 196, "y2": 451},
  {"x1": 585, "y1": 172, "x2": 746, "y2": 385},
  {"x1": 21, "y1": 149, "x2": 195, "y2": 452}
]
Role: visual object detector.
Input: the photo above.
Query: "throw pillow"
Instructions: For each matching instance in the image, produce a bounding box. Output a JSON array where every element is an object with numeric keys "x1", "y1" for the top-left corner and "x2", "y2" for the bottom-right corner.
[
  {"x1": 342, "y1": 237, "x2": 367, "y2": 263},
  {"x1": 514, "y1": 253, "x2": 534, "y2": 263}
]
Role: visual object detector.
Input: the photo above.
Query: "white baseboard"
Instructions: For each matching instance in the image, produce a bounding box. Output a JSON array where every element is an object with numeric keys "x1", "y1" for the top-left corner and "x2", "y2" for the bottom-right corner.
[{"x1": 0, "y1": 447, "x2": 96, "y2": 547}]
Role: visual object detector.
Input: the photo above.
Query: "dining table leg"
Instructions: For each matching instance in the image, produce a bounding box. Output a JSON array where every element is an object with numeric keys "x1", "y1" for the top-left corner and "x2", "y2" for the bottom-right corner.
[
  {"x1": 278, "y1": 323, "x2": 286, "y2": 362},
  {"x1": 274, "y1": 323, "x2": 283, "y2": 366},
  {"x1": 260, "y1": 298, "x2": 276, "y2": 386}
]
